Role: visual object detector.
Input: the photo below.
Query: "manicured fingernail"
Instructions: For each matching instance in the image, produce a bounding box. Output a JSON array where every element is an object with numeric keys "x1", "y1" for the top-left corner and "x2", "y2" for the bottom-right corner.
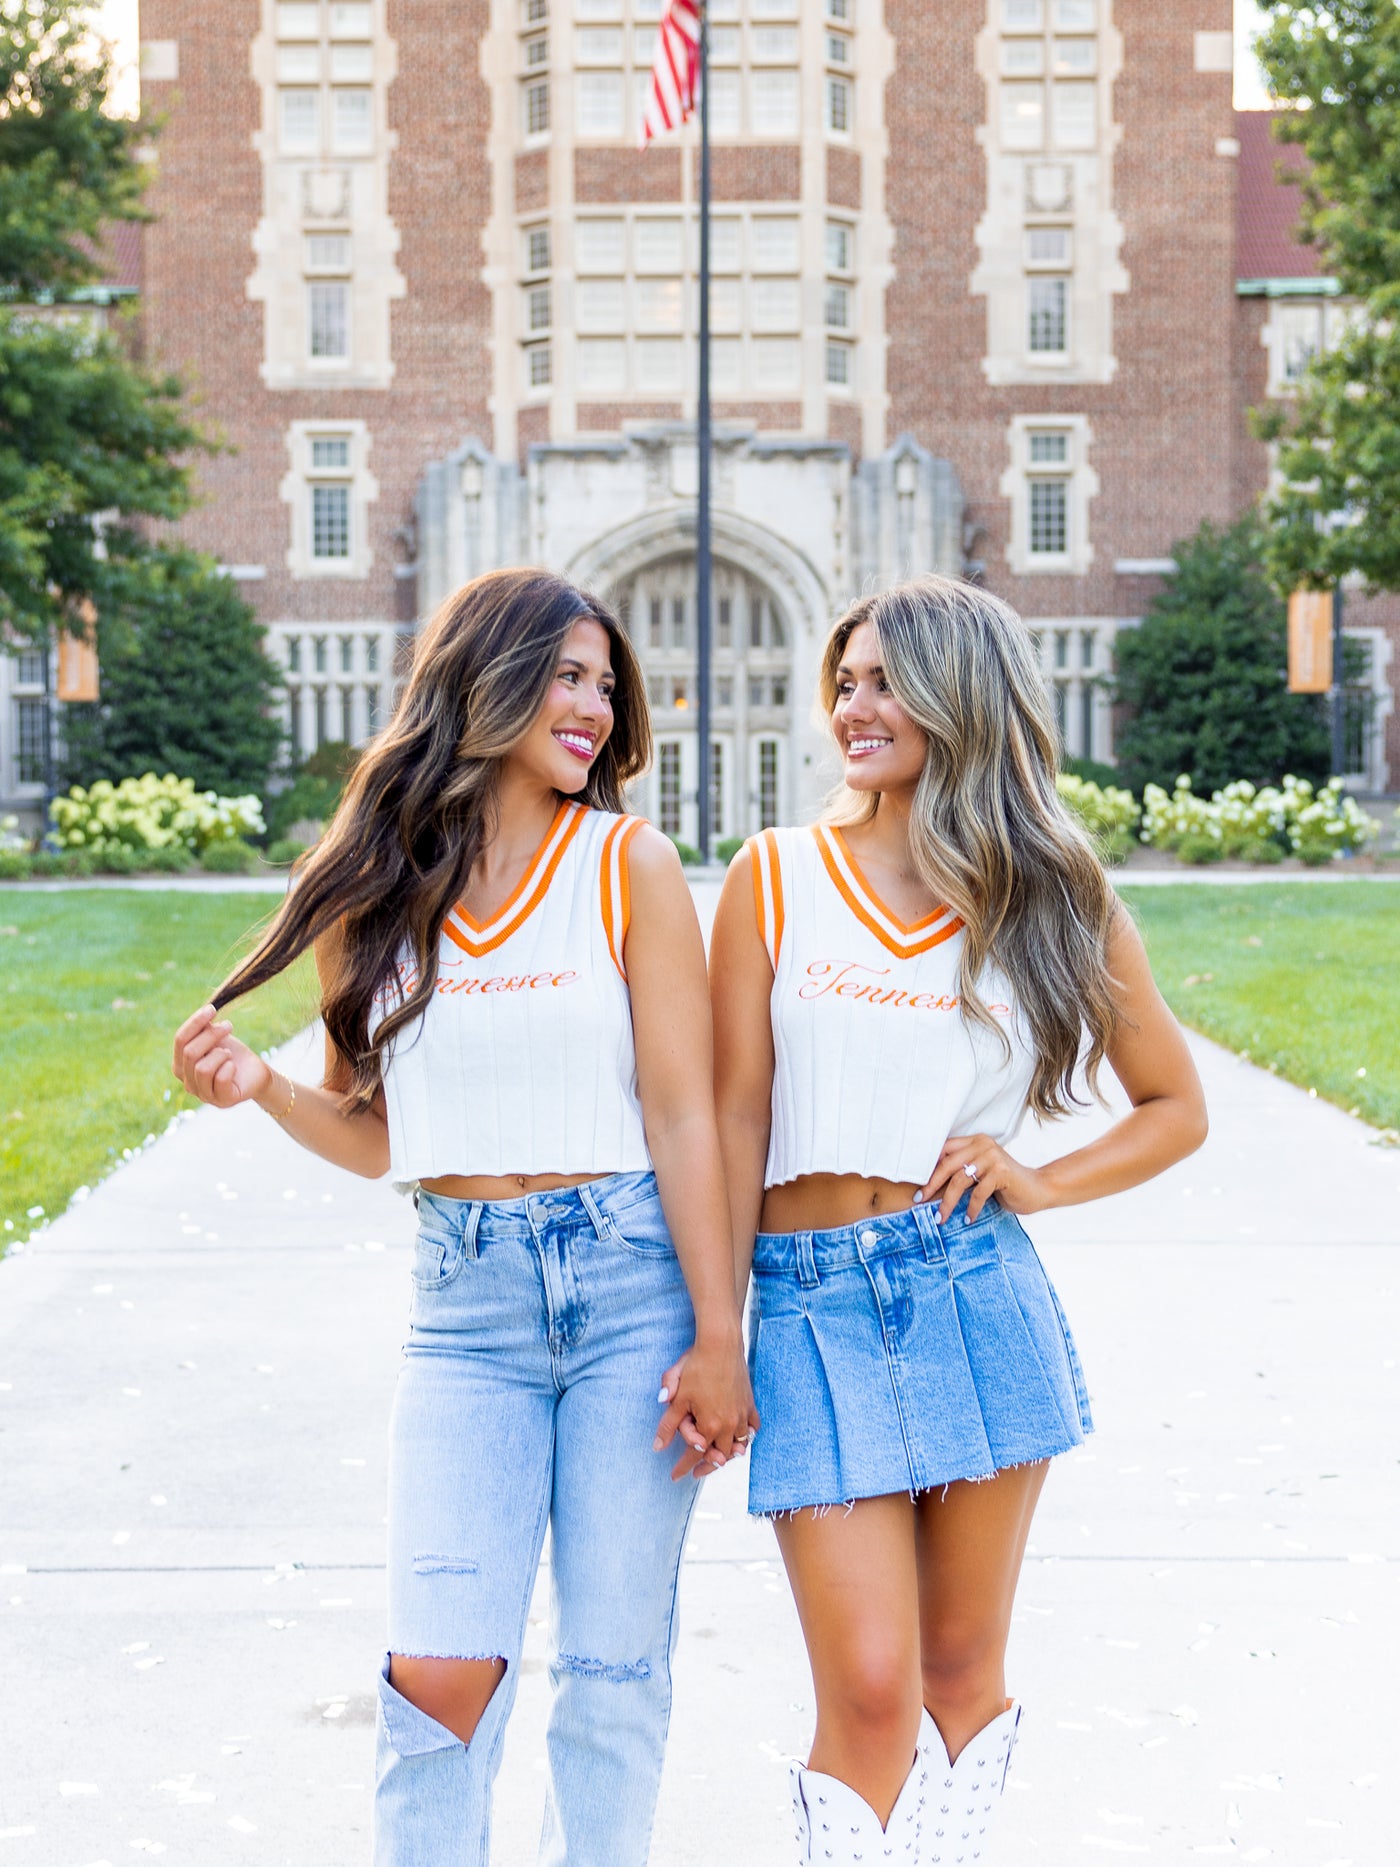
[
  {"x1": 657, "y1": 1386, "x2": 670, "y2": 1403},
  {"x1": 912, "y1": 1191, "x2": 924, "y2": 1205},
  {"x1": 652, "y1": 1436, "x2": 663, "y2": 1451}
]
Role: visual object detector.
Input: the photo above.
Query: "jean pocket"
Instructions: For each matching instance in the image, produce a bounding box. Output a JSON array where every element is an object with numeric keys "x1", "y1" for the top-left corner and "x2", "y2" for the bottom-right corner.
[
  {"x1": 604, "y1": 1197, "x2": 676, "y2": 1258},
  {"x1": 410, "y1": 1226, "x2": 466, "y2": 1289}
]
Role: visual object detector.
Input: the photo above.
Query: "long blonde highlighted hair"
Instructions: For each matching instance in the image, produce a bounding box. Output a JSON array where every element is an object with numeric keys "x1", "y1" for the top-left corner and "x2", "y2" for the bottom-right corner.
[{"x1": 819, "y1": 575, "x2": 1118, "y2": 1117}]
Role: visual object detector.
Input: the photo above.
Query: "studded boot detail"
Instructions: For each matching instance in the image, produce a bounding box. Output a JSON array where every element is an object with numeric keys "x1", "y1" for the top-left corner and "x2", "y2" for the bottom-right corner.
[
  {"x1": 790, "y1": 1740, "x2": 928, "y2": 1864},
  {"x1": 919, "y1": 1701, "x2": 1021, "y2": 1865}
]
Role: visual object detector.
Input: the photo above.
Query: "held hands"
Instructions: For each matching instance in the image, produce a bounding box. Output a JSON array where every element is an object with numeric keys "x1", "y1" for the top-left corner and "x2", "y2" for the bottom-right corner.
[
  {"x1": 653, "y1": 1332, "x2": 760, "y2": 1482},
  {"x1": 915, "y1": 1133, "x2": 1053, "y2": 1225},
  {"x1": 172, "y1": 1004, "x2": 275, "y2": 1111}
]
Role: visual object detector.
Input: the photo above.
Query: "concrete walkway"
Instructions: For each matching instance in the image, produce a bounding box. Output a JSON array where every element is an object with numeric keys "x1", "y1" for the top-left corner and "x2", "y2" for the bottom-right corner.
[{"x1": 2, "y1": 886, "x2": 1397, "y2": 1865}]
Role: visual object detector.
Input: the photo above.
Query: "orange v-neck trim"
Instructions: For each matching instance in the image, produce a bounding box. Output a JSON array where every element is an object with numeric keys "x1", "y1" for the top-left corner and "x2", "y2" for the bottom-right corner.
[
  {"x1": 444, "y1": 800, "x2": 585, "y2": 958},
  {"x1": 814, "y1": 824, "x2": 964, "y2": 958}
]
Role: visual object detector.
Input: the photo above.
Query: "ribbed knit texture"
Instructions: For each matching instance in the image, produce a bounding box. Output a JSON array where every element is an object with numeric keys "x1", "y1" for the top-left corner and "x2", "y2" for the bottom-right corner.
[
  {"x1": 759, "y1": 826, "x2": 1037, "y2": 1189},
  {"x1": 377, "y1": 806, "x2": 651, "y2": 1181}
]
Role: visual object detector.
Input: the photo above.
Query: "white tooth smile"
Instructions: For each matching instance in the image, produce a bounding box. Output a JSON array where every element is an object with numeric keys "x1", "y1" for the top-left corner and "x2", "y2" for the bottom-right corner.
[
  {"x1": 848, "y1": 738, "x2": 891, "y2": 753},
  {"x1": 555, "y1": 732, "x2": 594, "y2": 755}
]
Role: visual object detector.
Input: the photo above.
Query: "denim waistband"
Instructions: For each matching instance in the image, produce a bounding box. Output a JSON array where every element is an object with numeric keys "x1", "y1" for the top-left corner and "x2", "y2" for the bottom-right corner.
[
  {"x1": 416, "y1": 1167, "x2": 658, "y2": 1246},
  {"x1": 752, "y1": 1188, "x2": 999, "y2": 1286}
]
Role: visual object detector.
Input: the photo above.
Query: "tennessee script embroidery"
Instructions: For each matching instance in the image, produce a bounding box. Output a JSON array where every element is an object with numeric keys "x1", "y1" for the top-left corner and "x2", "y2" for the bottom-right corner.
[
  {"x1": 387, "y1": 961, "x2": 580, "y2": 1000},
  {"x1": 798, "y1": 959, "x2": 1010, "y2": 1015}
]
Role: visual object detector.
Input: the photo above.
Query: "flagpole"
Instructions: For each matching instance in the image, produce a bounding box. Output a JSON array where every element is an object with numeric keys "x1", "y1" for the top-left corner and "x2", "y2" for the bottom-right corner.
[{"x1": 695, "y1": 0, "x2": 712, "y2": 862}]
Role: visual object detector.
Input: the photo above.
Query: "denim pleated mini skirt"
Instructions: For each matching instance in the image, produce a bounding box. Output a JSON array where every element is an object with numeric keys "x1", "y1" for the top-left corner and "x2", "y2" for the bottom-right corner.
[{"x1": 746, "y1": 1189, "x2": 1093, "y2": 1515}]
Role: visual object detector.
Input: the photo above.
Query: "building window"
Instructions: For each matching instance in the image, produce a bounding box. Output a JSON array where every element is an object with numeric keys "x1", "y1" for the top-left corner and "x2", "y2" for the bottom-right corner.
[
  {"x1": 339, "y1": 633, "x2": 355, "y2": 672},
  {"x1": 717, "y1": 596, "x2": 732, "y2": 647},
  {"x1": 329, "y1": 2, "x2": 372, "y2": 34},
  {"x1": 648, "y1": 597, "x2": 663, "y2": 648},
  {"x1": 757, "y1": 738, "x2": 779, "y2": 829},
  {"x1": 577, "y1": 69, "x2": 624, "y2": 137},
  {"x1": 312, "y1": 485, "x2": 351, "y2": 560},
  {"x1": 287, "y1": 635, "x2": 302, "y2": 672},
  {"x1": 1051, "y1": 80, "x2": 1095, "y2": 148},
  {"x1": 525, "y1": 224, "x2": 551, "y2": 273},
  {"x1": 366, "y1": 683, "x2": 381, "y2": 728},
  {"x1": 824, "y1": 282, "x2": 851, "y2": 329},
  {"x1": 658, "y1": 741, "x2": 682, "y2": 836},
  {"x1": 825, "y1": 340, "x2": 853, "y2": 386},
  {"x1": 365, "y1": 633, "x2": 379, "y2": 672},
  {"x1": 330, "y1": 42, "x2": 373, "y2": 80},
  {"x1": 826, "y1": 220, "x2": 854, "y2": 273},
  {"x1": 526, "y1": 284, "x2": 551, "y2": 332},
  {"x1": 1028, "y1": 478, "x2": 1067, "y2": 555},
  {"x1": 278, "y1": 3, "x2": 321, "y2": 36},
  {"x1": 708, "y1": 740, "x2": 725, "y2": 839},
  {"x1": 825, "y1": 74, "x2": 852, "y2": 134},
  {"x1": 312, "y1": 633, "x2": 329, "y2": 673},
  {"x1": 279, "y1": 88, "x2": 320, "y2": 154},
  {"x1": 1026, "y1": 226, "x2": 1071, "y2": 267},
  {"x1": 16, "y1": 649, "x2": 44, "y2": 685},
  {"x1": 750, "y1": 68, "x2": 799, "y2": 136},
  {"x1": 307, "y1": 232, "x2": 352, "y2": 271},
  {"x1": 1027, "y1": 276, "x2": 1067, "y2": 353},
  {"x1": 311, "y1": 434, "x2": 351, "y2": 469},
  {"x1": 331, "y1": 88, "x2": 373, "y2": 153},
  {"x1": 15, "y1": 697, "x2": 47, "y2": 785},
  {"x1": 1004, "y1": 416, "x2": 1093, "y2": 574},
  {"x1": 524, "y1": 32, "x2": 549, "y2": 67},
  {"x1": 526, "y1": 343, "x2": 551, "y2": 387},
  {"x1": 523, "y1": 0, "x2": 547, "y2": 22},
  {"x1": 1000, "y1": 81, "x2": 1044, "y2": 149},
  {"x1": 524, "y1": 78, "x2": 550, "y2": 136},
  {"x1": 308, "y1": 279, "x2": 350, "y2": 359},
  {"x1": 670, "y1": 595, "x2": 687, "y2": 649},
  {"x1": 1002, "y1": 0, "x2": 1044, "y2": 27}
]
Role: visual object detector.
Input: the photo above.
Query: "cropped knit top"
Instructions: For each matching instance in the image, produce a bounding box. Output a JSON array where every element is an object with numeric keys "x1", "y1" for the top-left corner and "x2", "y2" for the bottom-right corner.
[
  {"x1": 750, "y1": 824, "x2": 1038, "y2": 1190},
  {"x1": 374, "y1": 801, "x2": 652, "y2": 1182}
]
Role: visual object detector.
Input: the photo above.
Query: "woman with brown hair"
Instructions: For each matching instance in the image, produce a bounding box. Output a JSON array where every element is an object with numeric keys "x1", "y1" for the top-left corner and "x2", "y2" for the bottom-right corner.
[
  {"x1": 173, "y1": 567, "x2": 756, "y2": 1866},
  {"x1": 711, "y1": 574, "x2": 1206, "y2": 1864}
]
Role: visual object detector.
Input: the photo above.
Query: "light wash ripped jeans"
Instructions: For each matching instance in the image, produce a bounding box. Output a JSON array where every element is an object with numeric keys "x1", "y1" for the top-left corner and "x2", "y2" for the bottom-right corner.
[{"x1": 374, "y1": 1170, "x2": 699, "y2": 1867}]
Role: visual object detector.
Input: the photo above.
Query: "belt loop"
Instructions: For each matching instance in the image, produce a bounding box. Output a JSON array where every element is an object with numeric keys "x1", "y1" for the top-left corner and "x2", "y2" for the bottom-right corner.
[
  {"x1": 795, "y1": 1230, "x2": 819, "y2": 1291},
  {"x1": 461, "y1": 1201, "x2": 483, "y2": 1261},
  {"x1": 577, "y1": 1179, "x2": 609, "y2": 1243},
  {"x1": 912, "y1": 1200, "x2": 942, "y2": 1262}
]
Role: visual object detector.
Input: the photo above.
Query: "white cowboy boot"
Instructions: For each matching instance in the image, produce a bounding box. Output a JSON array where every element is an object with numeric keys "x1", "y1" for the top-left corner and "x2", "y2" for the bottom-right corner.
[
  {"x1": 919, "y1": 1702, "x2": 1021, "y2": 1865},
  {"x1": 790, "y1": 1744, "x2": 927, "y2": 1863}
]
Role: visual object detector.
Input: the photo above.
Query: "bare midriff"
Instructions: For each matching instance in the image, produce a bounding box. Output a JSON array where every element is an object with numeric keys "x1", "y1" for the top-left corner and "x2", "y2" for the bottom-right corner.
[
  {"x1": 760, "y1": 1172, "x2": 923, "y2": 1235},
  {"x1": 420, "y1": 1170, "x2": 611, "y2": 1202}
]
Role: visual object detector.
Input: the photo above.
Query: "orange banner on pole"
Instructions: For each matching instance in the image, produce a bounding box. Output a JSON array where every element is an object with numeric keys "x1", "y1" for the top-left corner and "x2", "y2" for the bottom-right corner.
[
  {"x1": 1287, "y1": 589, "x2": 1333, "y2": 693},
  {"x1": 56, "y1": 600, "x2": 100, "y2": 703}
]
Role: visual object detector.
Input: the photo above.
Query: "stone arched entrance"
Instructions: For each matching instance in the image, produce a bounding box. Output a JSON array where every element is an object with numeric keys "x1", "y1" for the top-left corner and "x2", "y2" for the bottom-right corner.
[{"x1": 607, "y1": 552, "x2": 794, "y2": 847}]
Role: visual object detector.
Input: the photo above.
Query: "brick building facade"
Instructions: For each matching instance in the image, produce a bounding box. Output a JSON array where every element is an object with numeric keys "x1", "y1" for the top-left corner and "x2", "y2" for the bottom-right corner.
[{"x1": 10, "y1": 4, "x2": 1384, "y2": 832}]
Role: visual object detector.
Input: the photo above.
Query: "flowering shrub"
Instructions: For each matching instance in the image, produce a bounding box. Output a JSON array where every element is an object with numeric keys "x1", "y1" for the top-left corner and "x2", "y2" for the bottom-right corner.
[
  {"x1": 1055, "y1": 774, "x2": 1141, "y2": 863},
  {"x1": 48, "y1": 774, "x2": 264, "y2": 857},
  {"x1": 1140, "y1": 774, "x2": 1378, "y2": 865},
  {"x1": 1, "y1": 813, "x2": 26, "y2": 851}
]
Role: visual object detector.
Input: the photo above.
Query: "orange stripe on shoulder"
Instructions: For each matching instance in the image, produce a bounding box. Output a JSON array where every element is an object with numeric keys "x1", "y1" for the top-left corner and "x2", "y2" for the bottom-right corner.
[
  {"x1": 749, "y1": 836, "x2": 769, "y2": 955},
  {"x1": 761, "y1": 828, "x2": 784, "y2": 965},
  {"x1": 616, "y1": 816, "x2": 643, "y2": 974}
]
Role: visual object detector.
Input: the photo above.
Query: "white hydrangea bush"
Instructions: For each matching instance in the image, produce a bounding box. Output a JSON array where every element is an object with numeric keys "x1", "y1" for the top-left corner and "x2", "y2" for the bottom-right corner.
[
  {"x1": 1055, "y1": 774, "x2": 1141, "y2": 862},
  {"x1": 48, "y1": 774, "x2": 264, "y2": 855},
  {"x1": 1140, "y1": 774, "x2": 1377, "y2": 865},
  {"x1": 0, "y1": 813, "x2": 27, "y2": 851}
]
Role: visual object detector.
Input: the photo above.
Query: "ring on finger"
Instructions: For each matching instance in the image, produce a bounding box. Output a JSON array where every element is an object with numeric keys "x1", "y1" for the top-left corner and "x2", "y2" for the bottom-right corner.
[{"x1": 963, "y1": 1162, "x2": 980, "y2": 1182}]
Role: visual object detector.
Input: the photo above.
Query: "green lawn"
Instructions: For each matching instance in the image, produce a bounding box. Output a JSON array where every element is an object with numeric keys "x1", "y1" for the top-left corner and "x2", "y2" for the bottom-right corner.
[
  {"x1": 1, "y1": 891, "x2": 317, "y2": 1249},
  {"x1": 1120, "y1": 882, "x2": 1400, "y2": 1137}
]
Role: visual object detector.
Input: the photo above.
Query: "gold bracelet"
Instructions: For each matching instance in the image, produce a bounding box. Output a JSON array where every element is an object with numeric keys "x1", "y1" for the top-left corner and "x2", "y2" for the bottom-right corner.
[{"x1": 267, "y1": 1071, "x2": 295, "y2": 1122}]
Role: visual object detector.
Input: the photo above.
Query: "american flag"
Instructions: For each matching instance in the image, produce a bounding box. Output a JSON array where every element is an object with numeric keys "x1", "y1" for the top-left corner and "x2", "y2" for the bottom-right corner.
[{"x1": 639, "y1": 0, "x2": 701, "y2": 147}]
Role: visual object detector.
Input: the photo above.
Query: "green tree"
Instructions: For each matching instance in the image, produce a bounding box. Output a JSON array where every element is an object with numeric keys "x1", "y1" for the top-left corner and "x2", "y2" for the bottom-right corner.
[
  {"x1": 60, "y1": 549, "x2": 283, "y2": 796},
  {"x1": 1111, "y1": 520, "x2": 1331, "y2": 795},
  {"x1": 1253, "y1": 3, "x2": 1400, "y2": 590},
  {"x1": 0, "y1": 0, "x2": 206, "y2": 645}
]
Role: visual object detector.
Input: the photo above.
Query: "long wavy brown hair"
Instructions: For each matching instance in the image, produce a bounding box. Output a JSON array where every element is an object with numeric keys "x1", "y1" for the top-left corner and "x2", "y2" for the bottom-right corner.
[
  {"x1": 214, "y1": 567, "x2": 650, "y2": 1104},
  {"x1": 820, "y1": 575, "x2": 1119, "y2": 1118}
]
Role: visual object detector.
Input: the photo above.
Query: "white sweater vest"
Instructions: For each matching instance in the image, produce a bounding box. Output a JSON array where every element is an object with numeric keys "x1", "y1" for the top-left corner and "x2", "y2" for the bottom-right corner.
[
  {"x1": 376, "y1": 801, "x2": 651, "y2": 1181},
  {"x1": 750, "y1": 824, "x2": 1038, "y2": 1190}
]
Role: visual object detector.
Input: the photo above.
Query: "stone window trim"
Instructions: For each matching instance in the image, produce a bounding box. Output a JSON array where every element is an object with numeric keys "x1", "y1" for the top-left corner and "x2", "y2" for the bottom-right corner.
[
  {"x1": 281, "y1": 419, "x2": 377, "y2": 581},
  {"x1": 1000, "y1": 414, "x2": 1097, "y2": 576},
  {"x1": 1259, "y1": 291, "x2": 1355, "y2": 399}
]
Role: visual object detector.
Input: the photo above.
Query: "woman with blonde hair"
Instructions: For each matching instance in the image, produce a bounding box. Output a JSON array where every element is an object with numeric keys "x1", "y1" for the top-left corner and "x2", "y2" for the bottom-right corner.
[
  {"x1": 173, "y1": 567, "x2": 757, "y2": 1866},
  {"x1": 711, "y1": 575, "x2": 1206, "y2": 1863}
]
